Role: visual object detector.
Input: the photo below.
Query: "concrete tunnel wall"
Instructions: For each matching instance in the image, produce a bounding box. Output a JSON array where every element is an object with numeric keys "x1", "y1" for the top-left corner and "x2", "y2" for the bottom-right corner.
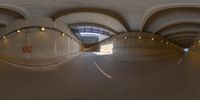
[
  {"x1": 0, "y1": 17, "x2": 82, "y2": 66},
  {"x1": 99, "y1": 32, "x2": 183, "y2": 61},
  {"x1": 190, "y1": 40, "x2": 200, "y2": 61}
]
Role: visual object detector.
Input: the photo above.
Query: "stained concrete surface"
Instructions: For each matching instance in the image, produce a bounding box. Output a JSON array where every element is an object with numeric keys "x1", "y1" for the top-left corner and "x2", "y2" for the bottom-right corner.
[{"x1": 0, "y1": 52, "x2": 200, "y2": 100}]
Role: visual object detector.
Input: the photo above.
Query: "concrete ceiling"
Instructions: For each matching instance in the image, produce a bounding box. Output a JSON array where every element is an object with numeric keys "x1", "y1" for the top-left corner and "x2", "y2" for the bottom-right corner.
[
  {"x1": 0, "y1": 1, "x2": 200, "y2": 47},
  {"x1": 143, "y1": 7, "x2": 200, "y2": 47}
]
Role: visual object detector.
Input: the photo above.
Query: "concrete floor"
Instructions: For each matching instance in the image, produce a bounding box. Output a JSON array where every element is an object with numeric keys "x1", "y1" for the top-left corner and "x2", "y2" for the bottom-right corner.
[{"x1": 0, "y1": 52, "x2": 200, "y2": 100}]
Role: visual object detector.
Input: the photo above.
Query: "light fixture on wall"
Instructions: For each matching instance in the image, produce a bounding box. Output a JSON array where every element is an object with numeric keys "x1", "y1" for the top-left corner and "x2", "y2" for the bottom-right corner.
[
  {"x1": 151, "y1": 38, "x2": 154, "y2": 41},
  {"x1": 138, "y1": 36, "x2": 141, "y2": 39},
  {"x1": 198, "y1": 40, "x2": 200, "y2": 43},
  {"x1": 3, "y1": 36, "x2": 6, "y2": 39},
  {"x1": 160, "y1": 40, "x2": 163, "y2": 43},
  {"x1": 17, "y1": 29, "x2": 21, "y2": 33},
  {"x1": 61, "y1": 32, "x2": 65, "y2": 36},
  {"x1": 40, "y1": 27, "x2": 45, "y2": 31},
  {"x1": 125, "y1": 37, "x2": 127, "y2": 39},
  {"x1": 166, "y1": 42, "x2": 169, "y2": 45}
]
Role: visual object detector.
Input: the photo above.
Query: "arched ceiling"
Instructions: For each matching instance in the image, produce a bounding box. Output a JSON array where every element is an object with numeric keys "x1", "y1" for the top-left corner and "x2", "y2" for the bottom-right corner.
[
  {"x1": 0, "y1": 4, "x2": 29, "y2": 28},
  {"x1": 51, "y1": 8, "x2": 130, "y2": 32},
  {"x1": 1, "y1": 1, "x2": 200, "y2": 47},
  {"x1": 165, "y1": 32, "x2": 198, "y2": 38},
  {"x1": 52, "y1": 8, "x2": 128, "y2": 48},
  {"x1": 55, "y1": 11, "x2": 127, "y2": 33},
  {"x1": 143, "y1": 7, "x2": 200, "y2": 47}
]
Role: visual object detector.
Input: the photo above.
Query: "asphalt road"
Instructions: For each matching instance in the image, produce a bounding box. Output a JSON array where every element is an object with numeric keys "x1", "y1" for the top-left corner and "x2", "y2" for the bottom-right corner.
[{"x1": 0, "y1": 52, "x2": 200, "y2": 100}]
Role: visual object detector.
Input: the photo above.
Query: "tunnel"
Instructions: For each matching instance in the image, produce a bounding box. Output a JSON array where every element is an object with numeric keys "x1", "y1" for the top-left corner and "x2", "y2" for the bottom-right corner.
[{"x1": 0, "y1": 1, "x2": 200, "y2": 100}]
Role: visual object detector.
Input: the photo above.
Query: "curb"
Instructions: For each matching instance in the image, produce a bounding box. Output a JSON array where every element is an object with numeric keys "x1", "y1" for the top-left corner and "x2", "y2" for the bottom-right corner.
[{"x1": 0, "y1": 52, "x2": 82, "y2": 71}]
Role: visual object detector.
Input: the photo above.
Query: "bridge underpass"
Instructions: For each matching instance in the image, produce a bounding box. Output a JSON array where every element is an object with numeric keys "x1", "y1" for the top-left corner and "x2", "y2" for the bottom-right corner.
[{"x1": 0, "y1": 1, "x2": 200, "y2": 100}]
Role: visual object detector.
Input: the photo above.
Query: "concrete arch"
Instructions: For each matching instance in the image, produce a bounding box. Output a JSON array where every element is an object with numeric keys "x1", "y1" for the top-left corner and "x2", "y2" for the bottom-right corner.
[
  {"x1": 172, "y1": 39, "x2": 194, "y2": 47},
  {"x1": 51, "y1": 8, "x2": 129, "y2": 32},
  {"x1": 0, "y1": 4, "x2": 29, "y2": 19},
  {"x1": 0, "y1": 20, "x2": 7, "y2": 27},
  {"x1": 165, "y1": 31, "x2": 199, "y2": 38},
  {"x1": 140, "y1": 3, "x2": 200, "y2": 32},
  {"x1": 171, "y1": 38, "x2": 195, "y2": 41},
  {"x1": 169, "y1": 35, "x2": 196, "y2": 40},
  {"x1": 162, "y1": 27, "x2": 200, "y2": 36},
  {"x1": 69, "y1": 22, "x2": 117, "y2": 34},
  {"x1": 155, "y1": 21, "x2": 200, "y2": 34}
]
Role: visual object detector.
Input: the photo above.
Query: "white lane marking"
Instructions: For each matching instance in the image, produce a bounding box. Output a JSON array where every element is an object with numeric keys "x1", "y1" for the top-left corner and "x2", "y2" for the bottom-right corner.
[
  {"x1": 94, "y1": 62, "x2": 112, "y2": 79},
  {"x1": 178, "y1": 55, "x2": 184, "y2": 64}
]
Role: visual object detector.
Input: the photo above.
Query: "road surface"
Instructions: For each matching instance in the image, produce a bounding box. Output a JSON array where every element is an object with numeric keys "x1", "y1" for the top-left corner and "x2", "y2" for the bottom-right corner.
[{"x1": 0, "y1": 52, "x2": 200, "y2": 100}]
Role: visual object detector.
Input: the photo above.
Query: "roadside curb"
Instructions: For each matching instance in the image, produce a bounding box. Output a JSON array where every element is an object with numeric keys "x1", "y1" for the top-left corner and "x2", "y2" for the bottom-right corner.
[{"x1": 0, "y1": 52, "x2": 82, "y2": 71}]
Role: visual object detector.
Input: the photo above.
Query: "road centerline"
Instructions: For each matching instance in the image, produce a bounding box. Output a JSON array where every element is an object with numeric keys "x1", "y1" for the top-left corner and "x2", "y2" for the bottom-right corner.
[
  {"x1": 178, "y1": 55, "x2": 184, "y2": 64},
  {"x1": 94, "y1": 62, "x2": 112, "y2": 79}
]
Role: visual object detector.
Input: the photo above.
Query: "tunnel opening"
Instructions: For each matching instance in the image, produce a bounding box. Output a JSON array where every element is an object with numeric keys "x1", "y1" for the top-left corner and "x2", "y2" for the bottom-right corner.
[
  {"x1": 184, "y1": 48, "x2": 189, "y2": 52},
  {"x1": 99, "y1": 42, "x2": 113, "y2": 55},
  {"x1": 71, "y1": 25, "x2": 115, "y2": 50}
]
